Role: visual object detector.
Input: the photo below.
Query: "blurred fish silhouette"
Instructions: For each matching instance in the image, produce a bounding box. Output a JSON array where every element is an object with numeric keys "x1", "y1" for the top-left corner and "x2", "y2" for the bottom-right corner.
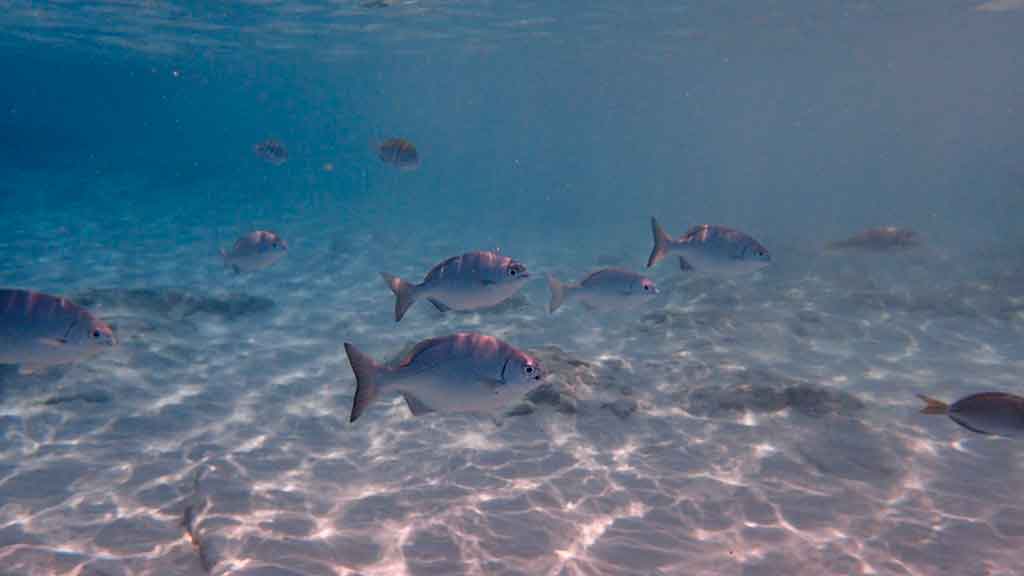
[
  {"x1": 254, "y1": 139, "x2": 288, "y2": 165},
  {"x1": 0, "y1": 289, "x2": 117, "y2": 374},
  {"x1": 219, "y1": 231, "x2": 288, "y2": 274},
  {"x1": 648, "y1": 217, "x2": 771, "y2": 275},
  {"x1": 377, "y1": 137, "x2": 419, "y2": 170},
  {"x1": 918, "y1": 392, "x2": 1024, "y2": 437},
  {"x1": 827, "y1": 227, "x2": 919, "y2": 252},
  {"x1": 344, "y1": 333, "x2": 544, "y2": 422},
  {"x1": 546, "y1": 268, "x2": 658, "y2": 313}
]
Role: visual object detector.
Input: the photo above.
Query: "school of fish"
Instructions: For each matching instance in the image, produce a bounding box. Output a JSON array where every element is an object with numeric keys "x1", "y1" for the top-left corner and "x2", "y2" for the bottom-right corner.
[{"x1": 3, "y1": 136, "x2": 1017, "y2": 444}]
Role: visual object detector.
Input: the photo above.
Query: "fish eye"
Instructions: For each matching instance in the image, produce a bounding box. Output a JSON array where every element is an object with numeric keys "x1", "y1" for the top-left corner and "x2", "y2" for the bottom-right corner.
[
  {"x1": 525, "y1": 365, "x2": 533, "y2": 374},
  {"x1": 92, "y1": 330, "x2": 101, "y2": 338},
  {"x1": 643, "y1": 284, "x2": 650, "y2": 291}
]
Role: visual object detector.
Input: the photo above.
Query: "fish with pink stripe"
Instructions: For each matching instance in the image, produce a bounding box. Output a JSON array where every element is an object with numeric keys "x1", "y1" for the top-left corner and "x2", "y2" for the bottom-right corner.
[
  {"x1": 0, "y1": 288, "x2": 116, "y2": 374},
  {"x1": 380, "y1": 250, "x2": 529, "y2": 322},
  {"x1": 344, "y1": 333, "x2": 544, "y2": 422}
]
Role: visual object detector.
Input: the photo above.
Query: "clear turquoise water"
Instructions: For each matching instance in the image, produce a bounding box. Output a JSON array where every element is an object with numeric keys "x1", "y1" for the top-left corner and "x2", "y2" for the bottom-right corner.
[{"x1": 2, "y1": 2, "x2": 1024, "y2": 575}]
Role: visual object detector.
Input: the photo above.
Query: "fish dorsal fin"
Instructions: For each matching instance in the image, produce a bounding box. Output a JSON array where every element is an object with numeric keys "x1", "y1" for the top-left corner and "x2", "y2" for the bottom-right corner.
[
  {"x1": 425, "y1": 255, "x2": 461, "y2": 279},
  {"x1": 397, "y1": 336, "x2": 449, "y2": 368},
  {"x1": 402, "y1": 393, "x2": 435, "y2": 416}
]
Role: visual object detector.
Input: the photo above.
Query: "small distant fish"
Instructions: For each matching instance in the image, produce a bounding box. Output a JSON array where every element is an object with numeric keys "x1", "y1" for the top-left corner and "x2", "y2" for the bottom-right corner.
[
  {"x1": 647, "y1": 217, "x2": 771, "y2": 275},
  {"x1": 344, "y1": 333, "x2": 544, "y2": 422},
  {"x1": 0, "y1": 289, "x2": 116, "y2": 373},
  {"x1": 826, "y1": 227, "x2": 919, "y2": 252},
  {"x1": 219, "y1": 231, "x2": 288, "y2": 274},
  {"x1": 377, "y1": 138, "x2": 419, "y2": 170},
  {"x1": 254, "y1": 139, "x2": 288, "y2": 165},
  {"x1": 918, "y1": 393, "x2": 1024, "y2": 438},
  {"x1": 546, "y1": 268, "x2": 658, "y2": 313},
  {"x1": 381, "y1": 250, "x2": 529, "y2": 322}
]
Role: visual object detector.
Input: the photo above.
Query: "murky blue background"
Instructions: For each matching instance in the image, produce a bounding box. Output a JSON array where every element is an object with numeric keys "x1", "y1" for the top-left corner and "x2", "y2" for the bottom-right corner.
[{"x1": 2, "y1": 2, "x2": 1024, "y2": 575}]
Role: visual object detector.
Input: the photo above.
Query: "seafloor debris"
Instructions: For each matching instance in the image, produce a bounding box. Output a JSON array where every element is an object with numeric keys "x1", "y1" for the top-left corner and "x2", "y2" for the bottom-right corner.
[{"x1": 681, "y1": 368, "x2": 864, "y2": 418}]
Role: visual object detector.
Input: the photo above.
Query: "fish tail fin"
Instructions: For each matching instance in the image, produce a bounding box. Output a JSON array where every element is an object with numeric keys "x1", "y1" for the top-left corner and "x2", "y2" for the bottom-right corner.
[
  {"x1": 218, "y1": 248, "x2": 227, "y2": 265},
  {"x1": 380, "y1": 272, "x2": 417, "y2": 322},
  {"x1": 917, "y1": 394, "x2": 949, "y2": 415},
  {"x1": 648, "y1": 217, "x2": 672, "y2": 268},
  {"x1": 547, "y1": 273, "x2": 567, "y2": 313},
  {"x1": 345, "y1": 343, "x2": 381, "y2": 423}
]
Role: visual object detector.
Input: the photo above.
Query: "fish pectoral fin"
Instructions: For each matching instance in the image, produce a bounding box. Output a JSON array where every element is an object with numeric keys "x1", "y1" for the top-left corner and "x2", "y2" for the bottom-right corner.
[
  {"x1": 402, "y1": 393, "x2": 435, "y2": 416},
  {"x1": 427, "y1": 298, "x2": 451, "y2": 312},
  {"x1": 678, "y1": 257, "x2": 694, "y2": 271},
  {"x1": 480, "y1": 279, "x2": 497, "y2": 286},
  {"x1": 39, "y1": 338, "x2": 67, "y2": 347},
  {"x1": 18, "y1": 365, "x2": 46, "y2": 376}
]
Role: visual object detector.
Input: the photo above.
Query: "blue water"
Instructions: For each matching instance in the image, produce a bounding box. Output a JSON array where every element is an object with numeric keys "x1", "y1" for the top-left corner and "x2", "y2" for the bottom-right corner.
[{"x1": 2, "y1": 2, "x2": 1024, "y2": 575}]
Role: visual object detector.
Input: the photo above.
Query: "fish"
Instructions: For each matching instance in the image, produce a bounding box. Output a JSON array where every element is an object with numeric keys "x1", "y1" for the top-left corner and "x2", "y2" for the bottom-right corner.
[
  {"x1": 647, "y1": 218, "x2": 771, "y2": 275},
  {"x1": 344, "y1": 333, "x2": 545, "y2": 422},
  {"x1": 377, "y1": 138, "x2": 419, "y2": 170},
  {"x1": 219, "y1": 231, "x2": 288, "y2": 274},
  {"x1": 826, "y1": 227, "x2": 919, "y2": 252},
  {"x1": 918, "y1": 393, "x2": 1024, "y2": 438},
  {"x1": 0, "y1": 289, "x2": 117, "y2": 373},
  {"x1": 381, "y1": 250, "x2": 529, "y2": 322},
  {"x1": 546, "y1": 268, "x2": 658, "y2": 313},
  {"x1": 253, "y1": 139, "x2": 288, "y2": 165}
]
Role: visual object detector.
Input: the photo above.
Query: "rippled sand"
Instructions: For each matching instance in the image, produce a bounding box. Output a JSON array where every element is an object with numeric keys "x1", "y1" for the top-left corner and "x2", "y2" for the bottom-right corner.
[{"x1": 2, "y1": 201, "x2": 1024, "y2": 576}]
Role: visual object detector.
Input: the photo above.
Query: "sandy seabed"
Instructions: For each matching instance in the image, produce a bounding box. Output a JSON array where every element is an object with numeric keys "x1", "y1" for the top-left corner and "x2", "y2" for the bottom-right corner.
[{"x1": 2, "y1": 197, "x2": 1024, "y2": 576}]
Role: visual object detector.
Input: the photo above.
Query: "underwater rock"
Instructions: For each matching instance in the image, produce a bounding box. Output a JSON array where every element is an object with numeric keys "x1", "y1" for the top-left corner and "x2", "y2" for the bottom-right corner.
[
  {"x1": 75, "y1": 288, "x2": 274, "y2": 321},
  {"x1": 682, "y1": 368, "x2": 864, "y2": 418},
  {"x1": 601, "y1": 397, "x2": 638, "y2": 420},
  {"x1": 509, "y1": 346, "x2": 641, "y2": 417},
  {"x1": 42, "y1": 390, "x2": 112, "y2": 406},
  {"x1": 524, "y1": 382, "x2": 576, "y2": 415}
]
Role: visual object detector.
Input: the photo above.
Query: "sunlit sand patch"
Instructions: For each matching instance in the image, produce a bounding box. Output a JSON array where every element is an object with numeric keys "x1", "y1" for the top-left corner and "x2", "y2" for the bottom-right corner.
[
  {"x1": 555, "y1": 500, "x2": 648, "y2": 564},
  {"x1": 864, "y1": 367, "x2": 888, "y2": 380}
]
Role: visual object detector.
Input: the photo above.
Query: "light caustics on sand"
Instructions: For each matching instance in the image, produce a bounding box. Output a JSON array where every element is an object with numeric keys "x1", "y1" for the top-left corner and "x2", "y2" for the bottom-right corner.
[{"x1": 2, "y1": 214, "x2": 1024, "y2": 575}]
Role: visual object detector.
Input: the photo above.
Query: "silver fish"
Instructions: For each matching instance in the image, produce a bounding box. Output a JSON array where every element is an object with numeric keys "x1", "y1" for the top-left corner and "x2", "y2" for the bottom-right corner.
[
  {"x1": 546, "y1": 268, "x2": 658, "y2": 313},
  {"x1": 220, "y1": 231, "x2": 288, "y2": 274},
  {"x1": 254, "y1": 139, "x2": 288, "y2": 165},
  {"x1": 826, "y1": 227, "x2": 919, "y2": 252},
  {"x1": 0, "y1": 289, "x2": 116, "y2": 373},
  {"x1": 381, "y1": 250, "x2": 529, "y2": 322},
  {"x1": 918, "y1": 393, "x2": 1024, "y2": 438},
  {"x1": 344, "y1": 333, "x2": 544, "y2": 422},
  {"x1": 648, "y1": 217, "x2": 771, "y2": 275},
  {"x1": 377, "y1": 138, "x2": 419, "y2": 170}
]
